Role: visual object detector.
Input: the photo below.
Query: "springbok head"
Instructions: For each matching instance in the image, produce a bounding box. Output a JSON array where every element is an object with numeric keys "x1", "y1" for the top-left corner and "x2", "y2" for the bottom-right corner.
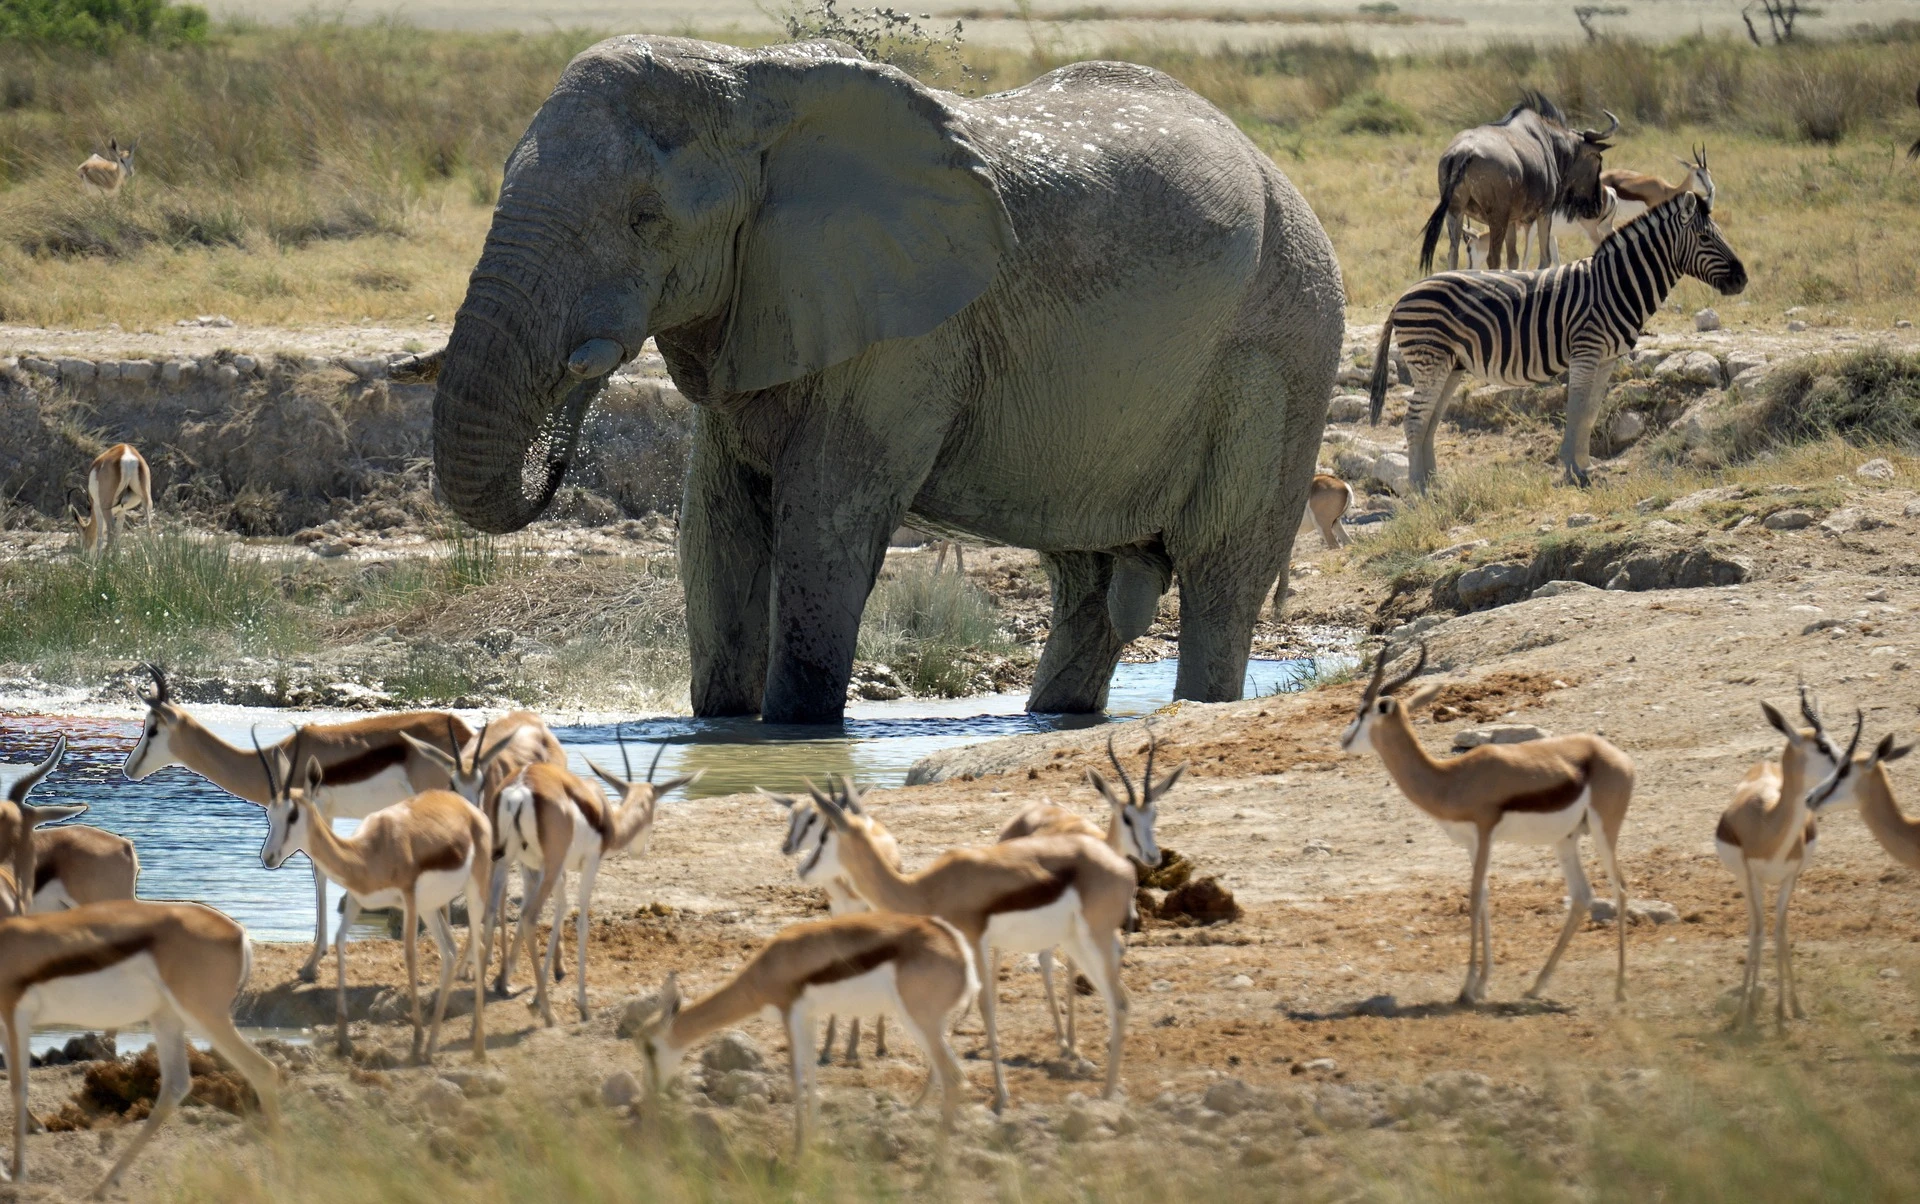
[
  {"x1": 1341, "y1": 642, "x2": 1444, "y2": 754},
  {"x1": 1086, "y1": 724, "x2": 1186, "y2": 867}
]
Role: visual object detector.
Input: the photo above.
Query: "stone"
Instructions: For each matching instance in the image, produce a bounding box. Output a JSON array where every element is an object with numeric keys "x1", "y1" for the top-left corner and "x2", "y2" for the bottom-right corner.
[
  {"x1": 1667, "y1": 486, "x2": 1743, "y2": 512},
  {"x1": 1693, "y1": 307, "x2": 1721, "y2": 332},
  {"x1": 600, "y1": 1070, "x2": 643, "y2": 1108},
  {"x1": 1373, "y1": 451, "x2": 1412, "y2": 496},
  {"x1": 1589, "y1": 898, "x2": 1680, "y2": 925},
  {"x1": 1326, "y1": 393, "x2": 1369, "y2": 423},
  {"x1": 1427, "y1": 538, "x2": 1489, "y2": 562},
  {"x1": 1300, "y1": 1057, "x2": 1338, "y2": 1074},
  {"x1": 121, "y1": 359, "x2": 157, "y2": 382},
  {"x1": 1785, "y1": 306, "x2": 1807, "y2": 317},
  {"x1": 1724, "y1": 349, "x2": 1769, "y2": 378},
  {"x1": 709, "y1": 1069, "x2": 772, "y2": 1106},
  {"x1": 160, "y1": 359, "x2": 190, "y2": 384},
  {"x1": 1607, "y1": 409, "x2": 1646, "y2": 444},
  {"x1": 1821, "y1": 507, "x2": 1869, "y2": 534},
  {"x1": 95, "y1": 360, "x2": 122, "y2": 381},
  {"x1": 232, "y1": 354, "x2": 258, "y2": 374},
  {"x1": 1388, "y1": 613, "x2": 1447, "y2": 644},
  {"x1": 1627, "y1": 347, "x2": 1666, "y2": 374},
  {"x1": 1565, "y1": 513, "x2": 1597, "y2": 528},
  {"x1": 1643, "y1": 519, "x2": 1682, "y2": 536},
  {"x1": 1455, "y1": 561, "x2": 1528, "y2": 609},
  {"x1": 1906, "y1": 500, "x2": 1920, "y2": 519},
  {"x1": 1453, "y1": 724, "x2": 1551, "y2": 750},
  {"x1": 1898, "y1": 319, "x2": 1914, "y2": 330},
  {"x1": 341, "y1": 356, "x2": 388, "y2": 380},
  {"x1": 300, "y1": 355, "x2": 329, "y2": 371},
  {"x1": 56, "y1": 357, "x2": 95, "y2": 382},
  {"x1": 1671, "y1": 399, "x2": 1717, "y2": 447},
  {"x1": 415, "y1": 1078, "x2": 468, "y2": 1122},
  {"x1": 20, "y1": 356, "x2": 56, "y2": 376},
  {"x1": 215, "y1": 364, "x2": 240, "y2": 386},
  {"x1": 442, "y1": 1067, "x2": 507, "y2": 1096},
  {"x1": 1602, "y1": 549, "x2": 1751, "y2": 592},
  {"x1": 1856, "y1": 458, "x2": 1896, "y2": 482},
  {"x1": 1333, "y1": 445, "x2": 1379, "y2": 481},
  {"x1": 1202, "y1": 1078, "x2": 1271, "y2": 1117},
  {"x1": 1530, "y1": 580, "x2": 1597, "y2": 599},
  {"x1": 1763, "y1": 509, "x2": 1814, "y2": 531},
  {"x1": 1225, "y1": 973, "x2": 1254, "y2": 990},
  {"x1": 699, "y1": 1030, "x2": 766, "y2": 1074},
  {"x1": 1787, "y1": 319, "x2": 1809, "y2": 332},
  {"x1": 1653, "y1": 350, "x2": 1725, "y2": 389}
]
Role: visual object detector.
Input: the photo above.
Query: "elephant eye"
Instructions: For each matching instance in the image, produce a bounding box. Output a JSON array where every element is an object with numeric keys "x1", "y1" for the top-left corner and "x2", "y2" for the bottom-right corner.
[{"x1": 629, "y1": 197, "x2": 666, "y2": 234}]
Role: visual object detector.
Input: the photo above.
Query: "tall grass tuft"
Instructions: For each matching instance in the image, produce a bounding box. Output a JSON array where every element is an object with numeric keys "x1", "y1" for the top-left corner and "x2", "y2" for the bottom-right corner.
[
  {"x1": 0, "y1": 531, "x2": 289, "y2": 667},
  {"x1": 1722, "y1": 346, "x2": 1920, "y2": 461},
  {"x1": 858, "y1": 562, "x2": 1013, "y2": 697}
]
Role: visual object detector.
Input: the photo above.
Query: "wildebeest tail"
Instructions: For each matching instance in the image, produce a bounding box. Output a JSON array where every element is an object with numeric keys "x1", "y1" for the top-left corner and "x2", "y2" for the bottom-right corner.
[
  {"x1": 1420, "y1": 154, "x2": 1469, "y2": 274},
  {"x1": 1368, "y1": 318, "x2": 1395, "y2": 426}
]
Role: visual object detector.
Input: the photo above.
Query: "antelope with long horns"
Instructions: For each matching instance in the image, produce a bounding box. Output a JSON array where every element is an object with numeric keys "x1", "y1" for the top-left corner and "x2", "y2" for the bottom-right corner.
[
  {"x1": 997, "y1": 727, "x2": 1183, "y2": 1056},
  {"x1": 257, "y1": 731, "x2": 495, "y2": 1062},
  {"x1": 76, "y1": 139, "x2": 136, "y2": 195},
  {"x1": 768, "y1": 785, "x2": 903, "y2": 1065},
  {"x1": 1340, "y1": 643, "x2": 1635, "y2": 1004},
  {"x1": 1806, "y1": 717, "x2": 1919, "y2": 871},
  {"x1": 490, "y1": 726, "x2": 696, "y2": 1024},
  {"x1": 69, "y1": 443, "x2": 153, "y2": 554},
  {"x1": 1603, "y1": 146, "x2": 1715, "y2": 226},
  {"x1": 1, "y1": 899, "x2": 280, "y2": 1197},
  {"x1": 806, "y1": 776, "x2": 1136, "y2": 1112},
  {"x1": 1714, "y1": 687, "x2": 1845, "y2": 1028},
  {"x1": 627, "y1": 911, "x2": 978, "y2": 1155},
  {"x1": 124, "y1": 664, "x2": 474, "y2": 982}
]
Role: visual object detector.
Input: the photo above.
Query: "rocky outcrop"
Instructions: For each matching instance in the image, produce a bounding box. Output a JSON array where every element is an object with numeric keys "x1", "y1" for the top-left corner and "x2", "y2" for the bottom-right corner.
[{"x1": 1426, "y1": 534, "x2": 1752, "y2": 615}]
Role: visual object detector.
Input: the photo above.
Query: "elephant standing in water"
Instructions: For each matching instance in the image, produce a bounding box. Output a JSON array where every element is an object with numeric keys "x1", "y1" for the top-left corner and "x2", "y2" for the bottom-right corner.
[{"x1": 427, "y1": 35, "x2": 1344, "y2": 723}]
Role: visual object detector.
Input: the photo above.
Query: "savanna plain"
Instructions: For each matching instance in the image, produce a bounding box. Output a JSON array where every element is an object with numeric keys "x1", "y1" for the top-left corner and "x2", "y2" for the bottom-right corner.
[{"x1": 6, "y1": 6, "x2": 1920, "y2": 1201}]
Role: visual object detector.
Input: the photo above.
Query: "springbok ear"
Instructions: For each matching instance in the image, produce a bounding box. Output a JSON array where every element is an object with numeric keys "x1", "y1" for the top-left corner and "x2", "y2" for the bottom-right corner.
[
  {"x1": 1886, "y1": 742, "x2": 1915, "y2": 764},
  {"x1": 1403, "y1": 682, "x2": 1445, "y2": 712},
  {"x1": 400, "y1": 733, "x2": 458, "y2": 774},
  {"x1": 302, "y1": 755, "x2": 324, "y2": 795},
  {"x1": 651, "y1": 771, "x2": 700, "y2": 799},
  {"x1": 26, "y1": 802, "x2": 88, "y2": 827},
  {"x1": 1150, "y1": 762, "x2": 1190, "y2": 799},
  {"x1": 758, "y1": 788, "x2": 798, "y2": 813},
  {"x1": 661, "y1": 972, "x2": 681, "y2": 1013},
  {"x1": 713, "y1": 53, "x2": 1013, "y2": 394},
  {"x1": 1086, "y1": 767, "x2": 1124, "y2": 809},
  {"x1": 585, "y1": 760, "x2": 628, "y2": 796},
  {"x1": 1759, "y1": 700, "x2": 1793, "y2": 739},
  {"x1": 807, "y1": 780, "x2": 851, "y2": 830}
]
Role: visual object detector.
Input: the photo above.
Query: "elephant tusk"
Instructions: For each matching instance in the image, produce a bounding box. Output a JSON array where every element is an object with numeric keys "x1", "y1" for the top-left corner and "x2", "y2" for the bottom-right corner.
[{"x1": 567, "y1": 338, "x2": 625, "y2": 379}]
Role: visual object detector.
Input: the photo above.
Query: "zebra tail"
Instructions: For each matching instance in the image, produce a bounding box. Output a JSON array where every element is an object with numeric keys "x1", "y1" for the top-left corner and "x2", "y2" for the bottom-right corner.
[
  {"x1": 1368, "y1": 318, "x2": 1394, "y2": 427},
  {"x1": 1419, "y1": 155, "x2": 1468, "y2": 275}
]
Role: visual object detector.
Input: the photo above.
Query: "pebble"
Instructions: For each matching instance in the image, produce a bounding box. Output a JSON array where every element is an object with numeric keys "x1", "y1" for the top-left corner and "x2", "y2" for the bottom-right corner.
[
  {"x1": 1762, "y1": 509, "x2": 1814, "y2": 530},
  {"x1": 414, "y1": 1078, "x2": 468, "y2": 1122},
  {"x1": 700, "y1": 1030, "x2": 766, "y2": 1073},
  {"x1": 1225, "y1": 974, "x2": 1254, "y2": 990},
  {"x1": 1565, "y1": 512, "x2": 1598, "y2": 528},
  {"x1": 1453, "y1": 724, "x2": 1550, "y2": 749},
  {"x1": 1856, "y1": 458, "x2": 1896, "y2": 482},
  {"x1": 1693, "y1": 307, "x2": 1721, "y2": 332},
  {"x1": 1866, "y1": 588, "x2": 1890, "y2": 602},
  {"x1": 601, "y1": 1070, "x2": 642, "y2": 1108},
  {"x1": 1300, "y1": 1057, "x2": 1339, "y2": 1074},
  {"x1": 1787, "y1": 319, "x2": 1809, "y2": 332}
]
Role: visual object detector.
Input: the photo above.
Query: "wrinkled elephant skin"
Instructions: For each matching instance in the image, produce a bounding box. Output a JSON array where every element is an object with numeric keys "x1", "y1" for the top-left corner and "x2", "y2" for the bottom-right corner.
[{"x1": 430, "y1": 36, "x2": 1345, "y2": 723}]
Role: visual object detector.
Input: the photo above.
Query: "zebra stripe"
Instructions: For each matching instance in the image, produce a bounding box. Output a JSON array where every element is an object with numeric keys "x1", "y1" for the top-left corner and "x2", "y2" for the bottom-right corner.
[{"x1": 1370, "y1": 192, "x2": 1746, "y2": 491}]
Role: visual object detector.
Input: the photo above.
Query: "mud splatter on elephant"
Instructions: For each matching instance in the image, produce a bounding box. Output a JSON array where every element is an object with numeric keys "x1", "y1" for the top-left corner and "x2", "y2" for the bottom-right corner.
[{"x1": 427, "y1": 36, "x2": 1344, "y2": 723}]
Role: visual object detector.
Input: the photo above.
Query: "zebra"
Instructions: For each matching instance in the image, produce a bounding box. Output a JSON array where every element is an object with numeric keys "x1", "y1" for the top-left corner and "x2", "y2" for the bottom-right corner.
[{"x1": 1370, "y1": 192, "x2": 1747, "y2": 492}]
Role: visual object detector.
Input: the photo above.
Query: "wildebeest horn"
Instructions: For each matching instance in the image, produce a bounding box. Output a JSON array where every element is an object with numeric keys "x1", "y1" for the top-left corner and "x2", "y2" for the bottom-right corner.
[{"x1": 1585, "y1": 110, "x2": 1620, "y2": 141}]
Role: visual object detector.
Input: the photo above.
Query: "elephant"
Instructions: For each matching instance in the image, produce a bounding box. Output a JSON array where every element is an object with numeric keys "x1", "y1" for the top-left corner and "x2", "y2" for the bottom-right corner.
[{"x1": 426, "y1": 35, "x2": 1345, "y2": 724}]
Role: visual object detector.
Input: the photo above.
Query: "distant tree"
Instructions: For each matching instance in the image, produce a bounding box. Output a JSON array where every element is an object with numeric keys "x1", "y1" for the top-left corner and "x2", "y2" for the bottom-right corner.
[
  {"x1": 1740, "y1": 0, "x2": 1823, "y2": 46},
  {"x1": 0, "y1": 0, "x2": 210, "y2": 51},
  {"x1": 1572, "y1": 5, "x2": 1629, "y2": 42}
]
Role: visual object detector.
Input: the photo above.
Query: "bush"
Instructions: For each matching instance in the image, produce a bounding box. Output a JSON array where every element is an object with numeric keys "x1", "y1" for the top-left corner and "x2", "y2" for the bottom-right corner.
[
  {"x1": 1328, "y1": 89, "x2": 1421, "y2": 134},
  {"x1": 858, "y1": 562, "x2": 1013, "y2": 697},
  {"x1": 1726, "y1": 347, "x2": 1920, "y2": 458},
  {"x1": 0, "y1": 0, "x2": 207, "y2": 51}
]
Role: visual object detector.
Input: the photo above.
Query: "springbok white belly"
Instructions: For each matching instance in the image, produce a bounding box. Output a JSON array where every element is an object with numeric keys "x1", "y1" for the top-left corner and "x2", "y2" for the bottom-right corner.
[
  {"x1": 15, "y1": 954, "x2": 168, "y2": 1031},
  {"x1": 774, "y1": 963, "x2": 905, "y2": 1027},
  {"x1": 1717, "y1": 836, "x2": 1810, "y2": 888},
  {"x1": 28, "y1": 880, "x2": 78, "y2": 911},
  {"x1": 985, "y1": 887, "x2": 1083, "y2": 956},
  {"x1": 318, "y1": 767, "x2": 420, "y2": 821},
  {"x1": 1441, "y1": 791, "x2": 1591, "y2": 850}
]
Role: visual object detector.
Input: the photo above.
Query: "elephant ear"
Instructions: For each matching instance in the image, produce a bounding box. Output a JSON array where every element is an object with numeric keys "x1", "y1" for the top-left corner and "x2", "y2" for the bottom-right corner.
[{"x1": 714, "y1": 55, "x2": 1014, "y2": 395}]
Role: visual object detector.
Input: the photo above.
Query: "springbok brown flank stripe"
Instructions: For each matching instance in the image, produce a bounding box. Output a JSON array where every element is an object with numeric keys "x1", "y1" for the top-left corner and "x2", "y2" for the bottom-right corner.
[
  {"x1": 803, "y1": 942, "x2": 901, "y2": 988},
  {"x1": 21, "y1": 934, "x2": 156, "y2": 989},
  {"x1": 315, "y1": 743, "x2": 410, "y2": 786},
  {"x1": 1497, "y1": 757, "x2": 1592, "y2": 815},
  {"x1": 986, "y1": 870, "x2": 1075, "y2": 916}
]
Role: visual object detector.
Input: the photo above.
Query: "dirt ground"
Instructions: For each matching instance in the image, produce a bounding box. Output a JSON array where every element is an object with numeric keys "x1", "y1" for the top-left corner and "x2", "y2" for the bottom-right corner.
[{"x1": 13, "y1": 544, "x2": 1920, "y2": 1197}]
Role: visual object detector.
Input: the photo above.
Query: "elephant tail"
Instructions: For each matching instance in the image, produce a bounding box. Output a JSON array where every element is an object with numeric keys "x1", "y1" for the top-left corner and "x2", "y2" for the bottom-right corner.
[
  {"x1": 1419, "y1": 154, "x2": 1467, "y2": 275},
  {"x1": 1368, "y1": 318, "x2": 1394, "y2": 427}
]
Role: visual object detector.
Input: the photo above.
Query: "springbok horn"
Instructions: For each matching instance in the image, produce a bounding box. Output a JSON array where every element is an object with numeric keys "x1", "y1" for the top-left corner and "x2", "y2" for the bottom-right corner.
[
  {"x1": 1798, "y1": 682, "x2": 1826, "y2": 740},
  {"x1": 1360, "y1": 647, "x2": 1392, "y2": 704},
  {"x1": 1106, "y1": 733, "x2": 1138, "y2": 809},
  {"x1": 9, "y1": 733, "x2": 67, "y2": 806},
  {"x1": 141, "y1": 662, "x2": 169, "y2": 705},
  {"x1": 1381, "y1": 642, "x2": 1430, "y2": 696},
  {"x1": 1842, "y1": 710, "x2": 1865, "y2": 764},
  {"x1": 251, "y1": 726, "x2": 279, "y2": 800},
  {"x1": 566, "y1": 338, "x2": 624, "y2": 379},
  {"x1": 644, "y1": 732, "x2": 668, "y2": 786},
  {"x1": 1142, "y1": 722, "x2": 1159, "y2": 799}
]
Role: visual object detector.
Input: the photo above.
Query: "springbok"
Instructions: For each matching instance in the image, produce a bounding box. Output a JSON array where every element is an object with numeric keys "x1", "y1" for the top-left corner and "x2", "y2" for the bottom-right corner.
[
  {"x1": 1714, "y1": 689, "x2": 1844, "y2": 1028},
  {"x1": 69, "y1": 443, "x2": 153, "y2": 554},
  {"x1": 806, "y1": 776, "x2": 1136, "y2": 1112},
  {"x1": 1340, "y1": 643, "x2": 1635, "y2": 1004},
  {"x1": 259, "y1": 733, "x2": 496, "y2": 1063},
  {"x1": 1467, "y1": 186, "x2": 1619, "y2": 269},
  {"x1": 1806, "y1": 717, "x2": 1918, "y2": 871},
  {"x1": 481, "y1": 729, "x2": 695, "y2": 1024},
  {"x1": 1604, "y1": 147, "x2": 1715, "y2": 226},
  {"x1": 997, "y1": 730, "x2": 1181, "y2": 1056},
  {"x1": 1299, "y1": 472, "x2": 1354, "y2": 550},
  {"x1": 769, "y1": 787, "x2": 903, "y2": 1064},
  {"x1": 1, "y1": 899, "x2": 280, "y2": 1198},
  {"x1": 123, "y1": 664, "x2": 475, "y2": 982},
  {"x1": 76, "y1": 139, "x2": 136, "y2": 195},
  {"x1": 2, "y1": 734, "x2": 140, "y2": 913},
  {"x1": 627, "y1": 912, "x2": 978, "y2": 1154}
]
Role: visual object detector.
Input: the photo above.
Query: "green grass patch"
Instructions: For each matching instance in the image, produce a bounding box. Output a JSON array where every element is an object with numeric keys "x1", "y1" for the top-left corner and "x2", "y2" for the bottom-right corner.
[
  {"x1": 858, "y1": 562, "x2": 1019, "y2": 698},
  {"x1": 1725, "y1": 346, "x2": 1920, "y2": 461}
]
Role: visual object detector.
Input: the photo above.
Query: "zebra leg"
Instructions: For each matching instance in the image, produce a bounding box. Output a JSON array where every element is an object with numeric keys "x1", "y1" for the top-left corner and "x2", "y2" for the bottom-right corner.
[
  {"x1": 1404, "y1": 365, "x2": 1466, "y2": 493},
  {"x1": 1559, "y1": 356, "x2": 1618, "y2": 487}
]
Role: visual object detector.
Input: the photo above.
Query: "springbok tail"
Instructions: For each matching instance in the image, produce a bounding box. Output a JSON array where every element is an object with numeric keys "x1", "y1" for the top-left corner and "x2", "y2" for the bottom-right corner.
[{"x1": 1368, "y1": 318, "x2": 1395, "y2": 427}]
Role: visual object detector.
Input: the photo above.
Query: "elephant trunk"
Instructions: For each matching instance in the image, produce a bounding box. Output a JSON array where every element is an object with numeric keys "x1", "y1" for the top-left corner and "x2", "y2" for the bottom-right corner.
[{"x1": 431, "y1": 220, "x2": 634, "y2": 533}]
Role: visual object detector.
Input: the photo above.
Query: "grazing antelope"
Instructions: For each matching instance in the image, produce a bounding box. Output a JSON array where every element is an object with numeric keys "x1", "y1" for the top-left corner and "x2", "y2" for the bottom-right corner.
[
  {"x1": 1604, "y1": 146, "x2": 1715, "y2": 226},
  {"x1": 257, "y1": 734, "x2": 495, "y2": 1062},
  {"x1": 997, "y1": 730, "x2": 1182, "y2": 1056},
  {"x1": 123, "y1": 664, "x2": 473, "y2": 981},
  {"x1": 807, "y1": 776, "x2": 1135, "y2": 1112},
  {"x1": 628, "y1": 913, "x2": 978, "y2": 1154},
  {"x1": 485, "y1": 730, "x2": 694, "y2": 1025},
  {"x1": 69, "y1": 443, "x2": 153, "y2": 554},
  {"x1": 1, "y1": 899, "x2": 280, "y2": 1198},
  {"x1": 76, "y1": 139, "x2": 136, "y2": 195},
  {"x1": 1806, "y1": 717, "x2": 1919, "y2": 869},
  {"x1": 769, "y1": 787, "x2": 903, "y2": 1064},
  {"x1": 1300, "y1": 472, "x2": 1355, "y2": 550},
  {"x1": 1340, "y1": 643, "x2": 1635, "y2": 1004},
  {"x1": 1714, "y1": 689, "x2": 1845, "y2": 1027}
]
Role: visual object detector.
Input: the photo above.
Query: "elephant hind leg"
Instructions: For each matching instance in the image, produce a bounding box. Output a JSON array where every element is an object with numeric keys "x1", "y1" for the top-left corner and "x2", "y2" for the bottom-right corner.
[{"x1": 1027, "y1": 550, "x2": 1128, "y2": 714}]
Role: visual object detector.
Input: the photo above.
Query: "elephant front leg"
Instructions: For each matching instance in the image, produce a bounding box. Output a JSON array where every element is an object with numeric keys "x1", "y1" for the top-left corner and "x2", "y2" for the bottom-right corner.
[
  {"x1": 1027, "y1": 551, "x2": 1127, "y2": 713},
  {"x1": 682, "y1": 416, "x2": 775, "y2": 717}
]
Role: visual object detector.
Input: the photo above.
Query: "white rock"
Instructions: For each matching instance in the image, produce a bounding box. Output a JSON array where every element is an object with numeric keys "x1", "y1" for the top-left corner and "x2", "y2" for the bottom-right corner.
[
  {"x1": 415, "y1": 1078, "x2": 467, "y2": 1121},
  {"x1": 341, "y1": 355, "x2": 388, "y2": 380},
  {"x1": 233, "y1": 355, "x2": 258, "y2": 374},
  {"x1": 95, "y1": 360, "x2": 122, "y2": 381},
  {"x1": 1763, "y1": 510, "x2": 1814, "y2": 530},
  {"x1": 1906, "y1": 500, "x2": 1920, "y2": 518},
  {"x1": 1333, "y1": 445, "x2": 1378, "y2": 480},
  {"x1": 1856, "y1": 458, "x2": 1896, "y2": 482},
  {"x1": 160, "y1": 360, "x2": 189, "y2": 384},
  {"x1": 1787, "y1": 319, "x2": 1809, "y2": 332},
  {"x1": 1671, "y1": 399, "x2": 1718, "y2": 447},
  {"x1": 1731, "y1": 365, "x2": 1772, "y2": 392},
  {"x1": 699, "y1": 1030, "x2": 766, "y2": 1073},
  {"x1": 1373, "y1": 451, "x2": 1412, "y2": 496},
  {"x1": 1693, "y1": 308, "x2": 1721, "y2": 332},
  {"x1": 1565, "y1": 513, "x2": 1597, "y2": 528},
  {"x1": 1326, "y1": 393, "x2": 1369, "y2": 423},
  {"x1": 56, "y1": 357, "x2": 95, "y2": 381},
  {"x1": 1225, "y1": 974, "x2": 1254, "y2": 990},
  {"x1": 1654, "y1": 350, "x2": 1725, "y2": 389},
  {"x1": 1897, "y1": 319, "x2": 1914, "y2": 330},
  {"x1": 1454, "y1": 724, "x2": 1551, "y2": 749},
  {"x1": 1531, "y1": 580, "x2": 1598, "y2": 599},
  {"x1": 121, "y1": 359, "x2": 156, "y2": 383},
  {"x1": 601, "y1": 1070, "x2": 642, "y2": 1108},
  {"x1": 1724, "y1": 349, "x2": 1769, "y2": 378},
  {"x1": 215, "y1": 365, "x2": 240, "y2": 386},
  {"x1": 1821, "y1": 507, "x2": 1867, "y2": 534},
  {"x1": 20, "y1": 357, "x2": 57, "y2": 376},
  {"x1": 1607, "y1": 410, "x2": 1645, "y2": 444}
]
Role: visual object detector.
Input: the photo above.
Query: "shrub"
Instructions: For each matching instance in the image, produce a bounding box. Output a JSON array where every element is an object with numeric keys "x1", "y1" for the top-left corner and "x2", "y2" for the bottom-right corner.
[
  {"x1": 1725, "y1": 347, "x2": 1920, "y2": 458},
  {"x1": 858, "y1": 562, "x2": 1013, "y2": 697},
  {"x1": 1328, "y1": 89, "x2": 1421, "y2": 135},
  {"x1": 0, "y1": 0, "x2": 207, "y2": 51}
]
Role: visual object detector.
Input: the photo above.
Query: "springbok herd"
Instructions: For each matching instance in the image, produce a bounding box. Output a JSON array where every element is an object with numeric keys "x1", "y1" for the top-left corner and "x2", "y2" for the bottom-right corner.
[{"x1": 4, "y1": 647, "x2": 1920, "y2": 1190}]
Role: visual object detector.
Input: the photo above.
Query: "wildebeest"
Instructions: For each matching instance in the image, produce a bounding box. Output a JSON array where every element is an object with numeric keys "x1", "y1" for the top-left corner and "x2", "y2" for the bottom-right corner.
[
  {"x1": 1420, "y1": 93, "x2": 1618, "y2": 273},
  {"x1": 1908, "y1": 82, "x2": 1919, "y2": 162}
]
